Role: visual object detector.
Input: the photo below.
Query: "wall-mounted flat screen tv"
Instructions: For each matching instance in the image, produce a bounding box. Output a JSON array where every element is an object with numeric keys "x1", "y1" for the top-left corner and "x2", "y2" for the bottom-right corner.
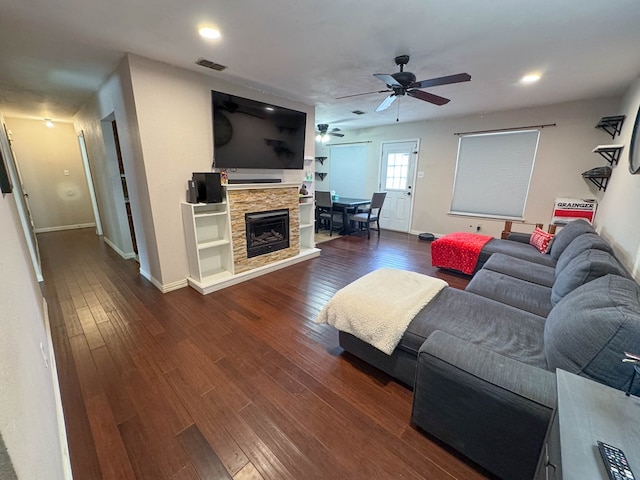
[{"x1": 211, "y1": 90, "x2": 306, "y2": 170}]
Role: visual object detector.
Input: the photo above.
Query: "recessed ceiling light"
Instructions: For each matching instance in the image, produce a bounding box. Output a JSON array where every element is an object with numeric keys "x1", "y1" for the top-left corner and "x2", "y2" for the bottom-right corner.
[
  {"x1": 521, "y1": 73, "x2": 541, "y2": 84},
  {"x1": 265, "y1": 107, "x2": 274, "y2": 111},
  {"x1": 44, "y1": 119, "x2": 54, "y2": 128},
  {"x1": 199, "y1": 27, "x2": 221, "y2": 39}
]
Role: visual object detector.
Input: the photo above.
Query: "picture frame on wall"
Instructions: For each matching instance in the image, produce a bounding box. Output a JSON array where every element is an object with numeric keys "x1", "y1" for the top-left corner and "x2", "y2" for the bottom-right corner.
[{"x1": 0, "y1": 143, "x2": 12, "y2": 194}]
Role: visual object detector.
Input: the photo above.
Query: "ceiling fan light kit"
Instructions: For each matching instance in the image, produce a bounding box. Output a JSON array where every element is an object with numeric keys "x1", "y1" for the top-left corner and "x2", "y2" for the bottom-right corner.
[
  {"x1": 339, "y1": 55, "x2": 471, "y2": 113},
  {"x1": 316, "y1": 123, "x2": 344, "y2": 143}
]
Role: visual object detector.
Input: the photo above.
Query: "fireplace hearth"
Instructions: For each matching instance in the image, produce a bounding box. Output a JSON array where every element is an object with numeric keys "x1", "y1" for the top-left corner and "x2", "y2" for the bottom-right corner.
[{"x1": 245, "y1": 209, "x2": 290, "y2": 258}]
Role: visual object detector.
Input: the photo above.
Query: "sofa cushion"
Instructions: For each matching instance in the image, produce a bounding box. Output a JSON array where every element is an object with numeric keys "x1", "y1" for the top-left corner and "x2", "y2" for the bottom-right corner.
[
  {"x1": 482, "y1": 253, "x2": 556, "y2": 287},
  {"x1": 401, "y1": 287, "x2": 547, "y2": 369},
  {"x1": 549, "y1": 219, "x2": 596, "y2": 259},
  {"x1": 544, "y1": 274, "x2": 640, "y2": 393},
  {"x1": 529, "y1": 227, "x2": 555, "y2": 253},
  {"x1": 480, "y1": 239, "x2": 557, "y2": 267},
  {"x1": 466, "y1": 269, "x2": 554, "y2": 317},
  {"x1": 555, "y1": 233, "x2": 614, "y2": 274},
  {"x1": 551, "y1": 249, "x2": 627, "y2": 305}
]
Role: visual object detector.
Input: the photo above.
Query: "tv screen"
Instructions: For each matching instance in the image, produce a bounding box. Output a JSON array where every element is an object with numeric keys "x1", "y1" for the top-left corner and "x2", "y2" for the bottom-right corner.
[{"x1": 211, "y1": 90, "x2": 306, "y2": 170}]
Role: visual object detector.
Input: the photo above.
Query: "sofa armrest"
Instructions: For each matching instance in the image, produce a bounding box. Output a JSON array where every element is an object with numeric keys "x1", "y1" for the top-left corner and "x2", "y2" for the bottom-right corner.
[
  {"x1": 506, "y1": 231, "x2": 532, "y2": 244},
  {"x1": 412, "y1": 331, "x2": 556, "y2": 480}
]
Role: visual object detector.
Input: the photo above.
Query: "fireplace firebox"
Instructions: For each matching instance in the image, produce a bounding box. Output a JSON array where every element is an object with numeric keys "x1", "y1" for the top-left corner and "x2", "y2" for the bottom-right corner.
[{"x1": 245, "y1": 209, "x2": 290, "y2": 258}]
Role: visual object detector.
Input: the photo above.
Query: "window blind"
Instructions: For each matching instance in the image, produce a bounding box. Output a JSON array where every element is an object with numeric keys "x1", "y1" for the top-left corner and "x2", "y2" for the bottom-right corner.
[
  {"x1": 450, "y1": 130, "x2": 540, "y2": 219},
  {"x1": 329, "y1": 144, "x2": 367, "y2": 198}
]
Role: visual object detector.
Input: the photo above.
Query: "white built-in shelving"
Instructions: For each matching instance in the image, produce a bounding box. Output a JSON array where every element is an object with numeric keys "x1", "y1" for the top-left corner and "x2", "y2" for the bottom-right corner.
[
  {"x1": 298, "y1": 195, "x2": 315, "y2": 250},
  {"x1": 182, "y1": 183, "x2": 320, "y2": 295},
  {"x1": 181, "y1": 200, "x2": 234, "y2": 283}
]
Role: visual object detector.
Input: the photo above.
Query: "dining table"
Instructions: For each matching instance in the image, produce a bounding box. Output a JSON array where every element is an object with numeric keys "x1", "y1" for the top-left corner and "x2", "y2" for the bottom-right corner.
[{"x1": 332, "y1": 197, "x2": 371, "y2": 235}]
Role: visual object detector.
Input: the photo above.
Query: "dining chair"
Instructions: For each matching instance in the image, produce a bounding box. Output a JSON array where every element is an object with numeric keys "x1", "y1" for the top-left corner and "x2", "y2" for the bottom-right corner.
[
  {"x1": 315, "y1": 190, "x2": 339, "y2": 236},
  {"x1": 349, "y1": 192, "x2": 387, "y2": 239}
]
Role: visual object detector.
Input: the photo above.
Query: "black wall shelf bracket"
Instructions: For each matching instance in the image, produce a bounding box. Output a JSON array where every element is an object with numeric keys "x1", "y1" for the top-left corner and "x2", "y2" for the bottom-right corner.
[
  {"x1": 592, "y1": 145, "x2": 624, "y2": 166},
  {"x1": 315, "y1": 172, "x2": 327, "y2": 180},
  {"x1": 315, "y1": 156, "x2": 327, "y2": 165},
  {"x1": 595, "y1": 115, "x2": 626, "y2": 139},
  {"x1": 582, "y1": 166, "x2": 612, "y2": 191},
  {"x1": 584, "y1": 176, "x2": 609, "y2": 191}
]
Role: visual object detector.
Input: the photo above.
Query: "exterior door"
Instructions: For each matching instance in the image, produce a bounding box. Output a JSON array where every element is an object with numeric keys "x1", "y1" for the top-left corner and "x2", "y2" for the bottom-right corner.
[{"x1": 378, "y1": 140, "x2": 418, "y2": 232}]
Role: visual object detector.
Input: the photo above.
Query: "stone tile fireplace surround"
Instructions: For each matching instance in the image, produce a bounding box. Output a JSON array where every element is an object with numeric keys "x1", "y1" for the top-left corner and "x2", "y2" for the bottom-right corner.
[{"x1": 227, "y1": 185, "x2": 300, "y2": 274}]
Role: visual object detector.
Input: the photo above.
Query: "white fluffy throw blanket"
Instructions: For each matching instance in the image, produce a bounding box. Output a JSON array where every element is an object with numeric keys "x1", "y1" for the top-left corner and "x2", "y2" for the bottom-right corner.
[{"x1": 315, "y1": 268, "x2": 448, "y2": 355}]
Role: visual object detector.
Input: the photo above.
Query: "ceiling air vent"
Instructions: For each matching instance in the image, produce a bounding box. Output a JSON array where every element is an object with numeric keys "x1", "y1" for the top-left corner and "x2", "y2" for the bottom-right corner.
[
  {"x1": 351, "y1": 110, "x2": 366, "y2": 115},
  {"x1": 195, "y1": 58, "x2": 227, "y2": 71}
]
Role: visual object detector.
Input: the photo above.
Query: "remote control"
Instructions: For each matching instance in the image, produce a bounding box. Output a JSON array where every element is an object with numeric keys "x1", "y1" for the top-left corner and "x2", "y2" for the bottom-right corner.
[{"x1": 598, "y1": 441, "x2": 636, "y2": 480}]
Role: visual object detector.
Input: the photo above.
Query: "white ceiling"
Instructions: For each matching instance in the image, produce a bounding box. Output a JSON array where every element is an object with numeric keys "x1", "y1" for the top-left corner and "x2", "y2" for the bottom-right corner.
[{"x1": 1, "y1": 0, "x2": 640, "y2": 131}]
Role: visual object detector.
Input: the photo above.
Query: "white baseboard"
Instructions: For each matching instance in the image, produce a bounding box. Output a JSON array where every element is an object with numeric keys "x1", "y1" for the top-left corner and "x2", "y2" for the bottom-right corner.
[
  {"x1": 410, "y1": 229, "x2": 444, "y2": 239},
  {"x1": 35, "y1": 222, "x2": 96, "y2": 233},
  {"x1": 42, "y1": 298, "x2": 74, "y2": 480},
  {"x1": 161, "y1": 279, "x2": 189, "y2": 292},
  {"x1": 140, "y1": 269, "x2": 188, "y2": 293},
  {"x1": 103, "y1": 236, "x2": 136, "y2": 260},
  {"x1": 188, "y1": 247, "x2": 321, "y2": 295}
]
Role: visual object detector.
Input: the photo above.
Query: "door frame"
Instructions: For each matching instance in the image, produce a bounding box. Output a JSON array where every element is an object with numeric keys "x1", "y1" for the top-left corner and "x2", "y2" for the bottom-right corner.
[
  {"x1": 78, "y1": 131, "x2": 103, "y2": 236},
  {"x1": 378, "y1": 138, "x2": 420, "y2": 233},
  {"x1": 0, "y1": 120, "x2": 43, "y2": 281}
]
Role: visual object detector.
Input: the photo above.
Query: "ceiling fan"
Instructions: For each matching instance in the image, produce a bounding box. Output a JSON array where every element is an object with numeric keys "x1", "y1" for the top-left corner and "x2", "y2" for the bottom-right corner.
[
  {"x1": 337, "y1": 55, "x2": 471, "y2": 112},
  {"x1": 316, "y1": 123, "x2": 344, "y2": 142}
]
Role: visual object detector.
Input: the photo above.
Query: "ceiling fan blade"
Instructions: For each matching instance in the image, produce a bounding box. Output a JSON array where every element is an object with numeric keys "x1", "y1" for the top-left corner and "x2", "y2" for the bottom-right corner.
[
  {"x1": 375, "y1": 94, "x2": 398, "y2": 112},
  {"x1": 329, "y1": 132, "x2": 345, "y2": 137},
  {"x1": 336, "y1": 89, "x2": 390, "y2": 100},
  {"x1": 411, "y1": 73, "x2": 471, "y2": 89},
  {"x1": 407, "y1": 89, "x2": 450, "y2": 106},
  {"x1": 373, "y1": 73, "x2": 402, "y2": 87}
]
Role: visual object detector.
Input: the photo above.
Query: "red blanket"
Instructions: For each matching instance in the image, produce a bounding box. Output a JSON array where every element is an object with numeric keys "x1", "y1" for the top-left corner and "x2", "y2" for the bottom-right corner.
[{"x1": 431, "y1": 232, "x2": 493, "y2": 275}]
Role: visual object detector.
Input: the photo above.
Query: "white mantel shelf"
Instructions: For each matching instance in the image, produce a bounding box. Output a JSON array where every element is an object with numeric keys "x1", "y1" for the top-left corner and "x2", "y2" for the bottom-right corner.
[{"x1": 225, "y1": 182, "x2": 299, "y2": 190}]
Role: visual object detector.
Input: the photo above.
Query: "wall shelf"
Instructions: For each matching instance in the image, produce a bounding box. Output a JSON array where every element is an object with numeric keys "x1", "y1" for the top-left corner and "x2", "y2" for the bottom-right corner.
[
  {"x1": 315, "y1": 156, "x2": 327, "y2": 165},
  {"x1": 582, "y1": 166, "x2": 612, "y2": 191},
  {"x1": 592, "y1": 144, "x2": 624, "y2": 166},
  {"x1": 315, "y1": 172, "x2": 327, "y2": 180},
  {"x1": 595, "y1": 115, "x2": 625, "y2": 139}
]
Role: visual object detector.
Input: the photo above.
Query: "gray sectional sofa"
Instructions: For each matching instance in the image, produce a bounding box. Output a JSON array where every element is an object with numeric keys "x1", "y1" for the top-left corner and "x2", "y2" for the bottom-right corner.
[{"x1": 338, "y1": 219, "x2": 640, "y2": 480}]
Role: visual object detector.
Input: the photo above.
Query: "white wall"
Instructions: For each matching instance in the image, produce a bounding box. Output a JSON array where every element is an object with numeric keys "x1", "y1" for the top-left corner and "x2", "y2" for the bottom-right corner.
[
  {"x1": 5, "y1": 118, "x2": 95, "y2": 232},
  {"x1": 596, "y1": 76, "x2": 640, "y2": 280},
  {"x1": 127, "y1": 55, "x2": 315, "y2": 288},
  {"x1": 74, "y1": 59, "x2": 151, "y2": 271},
  {"x1": 330, "y1": 96, "x2": 621, "y2": 240},
  {"x1": 0, "y1": 117, "x2": 69, "y2": 480}
]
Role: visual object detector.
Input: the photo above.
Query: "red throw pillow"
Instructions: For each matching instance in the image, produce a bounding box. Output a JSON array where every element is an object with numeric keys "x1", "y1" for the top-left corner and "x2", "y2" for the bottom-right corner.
[{"x1": 529, "y1": 227, "x2": 554, "y2": 254}]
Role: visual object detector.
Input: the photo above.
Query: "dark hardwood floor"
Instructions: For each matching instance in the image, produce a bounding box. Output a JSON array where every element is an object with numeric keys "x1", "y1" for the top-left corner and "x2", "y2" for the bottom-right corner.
[{"x1": 39, "y1": 228, "x2": 487, "y2": 480}]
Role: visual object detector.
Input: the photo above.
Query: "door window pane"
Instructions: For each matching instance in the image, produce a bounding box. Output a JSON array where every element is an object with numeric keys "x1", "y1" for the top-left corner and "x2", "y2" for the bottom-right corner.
[{"x1": 385, "y1": 153, "x2": 409, "y2": 190}]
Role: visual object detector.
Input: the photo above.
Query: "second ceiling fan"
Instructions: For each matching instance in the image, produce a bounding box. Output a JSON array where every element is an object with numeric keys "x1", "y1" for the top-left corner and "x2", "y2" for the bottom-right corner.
[
  {"x1": 338, "y1": 55, "x2": 471, "y2": 112},
  {"x1": 316, "y1": 123, "x2": 344, "y2": 142}
]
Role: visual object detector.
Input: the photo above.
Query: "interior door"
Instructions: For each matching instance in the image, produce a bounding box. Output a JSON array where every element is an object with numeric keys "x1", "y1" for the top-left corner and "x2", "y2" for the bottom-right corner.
[{"x1": 378, "y1": 140, "x2": 418, "y2": 232}]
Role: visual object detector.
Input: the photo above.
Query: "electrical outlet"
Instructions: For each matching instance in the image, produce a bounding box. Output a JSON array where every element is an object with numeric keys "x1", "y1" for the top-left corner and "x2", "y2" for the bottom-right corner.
[{"x1": 63, "y1": 169, "x2": 70, "y2": 176}]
